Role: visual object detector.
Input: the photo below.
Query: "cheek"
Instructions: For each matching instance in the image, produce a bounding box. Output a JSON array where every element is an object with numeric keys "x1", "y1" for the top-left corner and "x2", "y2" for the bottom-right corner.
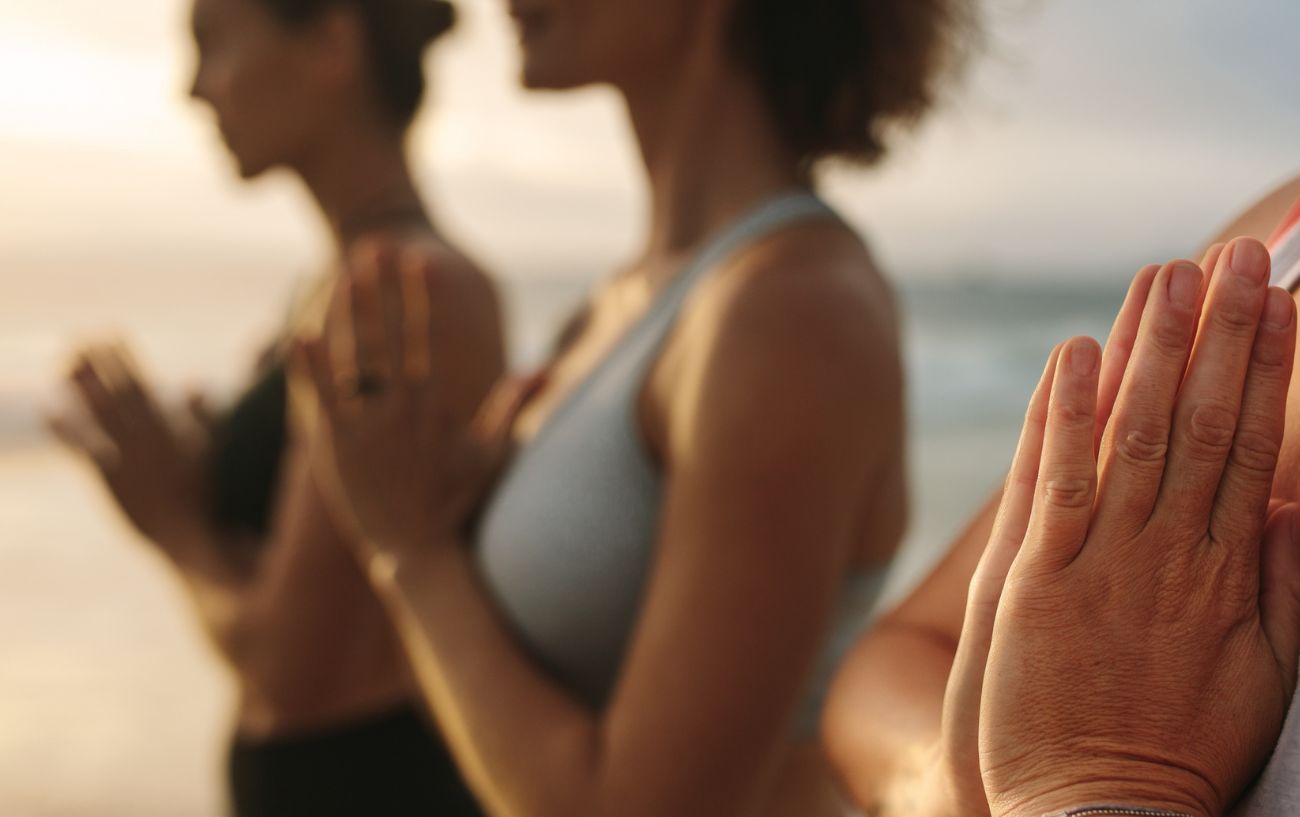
[
  {"x1": 225, "y1": 48, "x2": 284, "y2": 118},
  {"x1": 223, "y1": 47, "x2": 315, "y2": 154},
  {"x1": 585, "y1": 2, "x2": 698, "y2": 83},
  {"x1": 521, "y1": 0, "x2": 687, "y2": 88}
]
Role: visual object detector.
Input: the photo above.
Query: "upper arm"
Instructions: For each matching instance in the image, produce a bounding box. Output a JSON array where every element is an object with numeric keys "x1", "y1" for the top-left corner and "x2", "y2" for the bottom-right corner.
[
  {"x1": 1203, "y1": 174, "x2": 1300, "y2": 250},
  {"x1": 875, "y1": 490, "x2": 1000, "y2": 642},
  {"x1": 591, "y1": 257, "x2": 897, "y2": 815}
]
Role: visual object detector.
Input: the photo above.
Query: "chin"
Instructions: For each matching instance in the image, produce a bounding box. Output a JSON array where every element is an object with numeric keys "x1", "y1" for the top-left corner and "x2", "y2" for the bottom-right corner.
[
  {"x1": 518, "y1": 50, "x2": 594, "y2": 91},
  {"x1": 228, "y1": 148, "x2": 274, "y2": 181},
  {"x1": 234, "y1": 158, "x2": 272, "y2": 181}
]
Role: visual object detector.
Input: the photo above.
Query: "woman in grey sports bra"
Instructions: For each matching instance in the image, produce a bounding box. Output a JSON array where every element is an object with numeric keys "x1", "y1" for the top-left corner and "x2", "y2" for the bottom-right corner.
[{"x1": 295, "y1": 1, "x2": 975, "y2": 815}]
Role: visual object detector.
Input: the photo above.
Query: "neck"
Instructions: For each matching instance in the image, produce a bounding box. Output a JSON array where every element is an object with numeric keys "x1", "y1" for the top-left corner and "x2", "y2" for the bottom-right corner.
[
  {"x1": 293, "y1": 121, "x2": 430, "y2": 253},
  {"x1": 619, "y1": 36, "x2": 805, "y2": 262}
]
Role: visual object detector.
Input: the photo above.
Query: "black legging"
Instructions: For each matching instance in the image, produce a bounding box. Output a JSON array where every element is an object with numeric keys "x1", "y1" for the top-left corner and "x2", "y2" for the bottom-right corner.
[{"x1": 228, "y1": 703, "x2": 483, "y2": 817}]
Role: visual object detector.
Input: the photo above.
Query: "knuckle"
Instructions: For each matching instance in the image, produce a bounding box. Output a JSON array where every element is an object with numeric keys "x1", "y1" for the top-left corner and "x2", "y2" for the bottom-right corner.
[
  {"x1": 1024, "y1": 400, "x2": 1049, "y2": 429},
  {"x1": 1040, "y1": 475, "x2": 1094, "y2": 510},
  {"x1": 1251, "y1": 334, "x2": 1291, "y2": 370},
  {"x1": 1208, "y1": 301, "x2": 1260, "y2": 336},
  {"x1": 1150, "y1": 315, "x2": 1193, "y2": 355},
  {"x1": 1050, "y1": 401, "x2": 1093, "y2": 432},
  {"x1": 1227, "y1": 426, "x2": 1281, "y2": 480},
  {"x1": 1113, "y1": 424, "x2": 1170, "y2": 467},
  {"x1": 1183, "y1": 402, "x2": 1238, "y2": 457}
]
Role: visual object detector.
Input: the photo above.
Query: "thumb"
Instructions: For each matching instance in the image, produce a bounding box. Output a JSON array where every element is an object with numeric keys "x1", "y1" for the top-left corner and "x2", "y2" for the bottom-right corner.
[
  {"x1": 1261, "y1": 501, "x2": 1300, "y2": 692},
  {"x1": 472, "y1": 369, "x2": 548, "y2": 450}
]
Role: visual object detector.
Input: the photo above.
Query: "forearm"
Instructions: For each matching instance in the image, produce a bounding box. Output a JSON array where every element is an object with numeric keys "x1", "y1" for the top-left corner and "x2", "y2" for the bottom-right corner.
[
  {"x1": 828, "y1": 624, "x2": 957, "y2": 817},
  {"x1": 374, "y1": 544, "x2": 605, "y2": 817},
  {"x1": 829, "y1": 490, "x2": 1004, "y2": 817},
  {"x1": 160, "y1": 527, "x2": 263, "y2": 661}
]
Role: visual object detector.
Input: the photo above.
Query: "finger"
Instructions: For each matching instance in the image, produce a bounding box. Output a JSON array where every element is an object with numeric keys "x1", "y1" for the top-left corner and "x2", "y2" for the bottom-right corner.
[
  {"x1": 958, "y1": 343, "x2": 1061, "y2": 629},
  {"x1": 45, "y1": 411, "x2": 118, "y2": 468},
  {"x1": 87, "y1": 344, "x2": 156, "y2": 447},
  {"x1": 420, "y1": 253, "x2": 454, "y2": 386},
  {"x1": 472, "y1": 370, "x2": 549, "y2": 454},
  {"x1": 1021, "y1": 337, "x2": 1101, "y2": 570},
  {"x1": 1156, "y1": 238, "x2": 1271, "y2": 532},
  {"x1": 1191, "y1": 243, "x2": 1227, "y2": 333},
  {"x1": 347, "y1": 250, "x2": 391, "y2": 381},
  {"x1": 70, "y1": 353, "x2": 125, "y2": 440},
  {"x1": 293, "y1": 337, "x2": 343, "y2": 424},
  {"x1": 324, "y1": 274, "x2": 358, "y2": 391},
  {"x1": 941, "y1": 345, "x2": 1063, "y2": 775},
  {"x1": 991, "y1": 345, "x2": 1062, "y2": 553},
  {"x1": 375, "y1": 246, "x2": 407, "y2": 381},
  {"x1": 1093, "y1": 261, "x2": 1202, "y2": 533},
  {"x1": 1260, "y1": 503, "x2": 1300, "y2": 693},
  {"x1": 1207, "y1": 286, "x2": 1295, "y2": 557},
  {"x1": 1096, "y1": 264, "x2": 1160, "y2": 449},
  {"x1": 400, "y1": 251, "x2": 434, "y2": 381},
  {"x1": 100, "y1": 341, "x2": 156, "y2": 427}
]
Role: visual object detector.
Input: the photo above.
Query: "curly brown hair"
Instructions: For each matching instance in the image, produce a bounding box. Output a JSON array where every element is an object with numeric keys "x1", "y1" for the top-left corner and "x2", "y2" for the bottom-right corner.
[{"x1": 728, "y1": 0, "x2": 977, "y2": 165}]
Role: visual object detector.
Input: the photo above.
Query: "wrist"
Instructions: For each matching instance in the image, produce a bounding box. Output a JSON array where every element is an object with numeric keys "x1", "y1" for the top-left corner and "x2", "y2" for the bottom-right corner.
[
  {"x1": 1029, "y1": 808, "x2": 1204, "y2": 817},
  {"x1": 875, "y1": 742, "x2": 979, "y2": 817},
  {"x1": 994, "y1": 785, "x2": 1212, "y2": 817},
  {"x1": 366, "y1": 537, "x2": 463, "y2": 595},
  {"x1": 987, "y1": 751, "x2": 1219, "y2": 817}
]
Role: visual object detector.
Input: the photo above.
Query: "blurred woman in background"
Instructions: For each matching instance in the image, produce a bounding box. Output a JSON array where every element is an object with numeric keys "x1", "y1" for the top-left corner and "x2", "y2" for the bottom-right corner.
[
  {"x1": 48, "y1": 0, "x2": 501, "y2": 814},
  {"x1": 296, "y1": 1, "x2": 977, "y2": 815}
]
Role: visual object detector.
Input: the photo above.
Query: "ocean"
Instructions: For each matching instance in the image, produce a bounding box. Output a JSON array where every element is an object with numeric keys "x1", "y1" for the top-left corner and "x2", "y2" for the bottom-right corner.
[{"x1": 0, "y1": 267, "x2": 1127, "y2": 816}]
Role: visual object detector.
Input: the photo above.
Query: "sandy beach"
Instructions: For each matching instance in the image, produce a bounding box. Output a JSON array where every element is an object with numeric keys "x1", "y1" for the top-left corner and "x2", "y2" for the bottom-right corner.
[{"x1": 0, "y1": 445, "x2": 234, "y2": 817}]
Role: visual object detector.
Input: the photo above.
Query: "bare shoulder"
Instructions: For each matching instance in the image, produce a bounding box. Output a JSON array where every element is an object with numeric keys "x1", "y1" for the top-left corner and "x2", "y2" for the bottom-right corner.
[
  {"x1": 395, "y1": 235, "x2": 508, "y2": 415},
  {"x1": 1206, "y1": 172, "x2": 1300, "y2": 247},
  {"x1": 683, "y1": 218, "x2": 903, "y2": 400},
  {"x1": 399, "y1": 235, "x2": 504, "y2": 336},
  {"x1": 655, "y1": 218, "x2": 904, "y2": 484}
]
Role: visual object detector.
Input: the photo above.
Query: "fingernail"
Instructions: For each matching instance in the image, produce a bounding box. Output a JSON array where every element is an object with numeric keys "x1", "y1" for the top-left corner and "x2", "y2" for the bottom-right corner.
[
  {"x1": 1070, "y1": 340, "x2": 1099, "y2": 376},
  {"x1": 1230, "y1": 239, "x2": 1270, "y2": 282},
  {"x1": 1167, "y1": 263, "x2": 1201, "y2": 308},
  {"x1": 1263, "y1": 288, "x2": 1294, "y2": 330}
]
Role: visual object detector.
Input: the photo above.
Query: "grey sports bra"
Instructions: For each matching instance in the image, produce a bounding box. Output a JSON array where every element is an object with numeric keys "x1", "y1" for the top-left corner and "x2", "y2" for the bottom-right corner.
[{"x1": 474, "y1": 192, "x2": 888, "y2": 734}]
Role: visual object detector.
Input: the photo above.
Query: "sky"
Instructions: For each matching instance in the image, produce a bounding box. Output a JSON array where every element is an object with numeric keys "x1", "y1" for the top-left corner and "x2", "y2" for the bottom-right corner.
[{"x1": 2, "y1": 0, "x2": 1300, "y2": 285}]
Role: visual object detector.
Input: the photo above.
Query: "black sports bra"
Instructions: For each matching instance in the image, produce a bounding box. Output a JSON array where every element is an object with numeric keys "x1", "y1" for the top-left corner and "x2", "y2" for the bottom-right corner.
[{"x1": 208, "y1": 358, "x2": 289, "y2": 540}]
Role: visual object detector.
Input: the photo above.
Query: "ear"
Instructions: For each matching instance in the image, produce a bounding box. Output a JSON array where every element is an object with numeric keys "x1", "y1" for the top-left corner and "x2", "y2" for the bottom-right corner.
[{"x1": 303, "y1": 5, "x2": 368, "y2": 93}]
